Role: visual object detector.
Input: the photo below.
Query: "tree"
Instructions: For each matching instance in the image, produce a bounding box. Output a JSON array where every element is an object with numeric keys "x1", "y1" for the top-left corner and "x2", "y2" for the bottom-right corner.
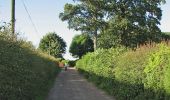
[
  {"x1": 102, "y1": 0, "x2": 166, "y2": 48},
  {"x1": 98, "y1": 29, "x2": 121, "y2": 49},
  {"x1": 0, "y1": 22, "x2": 17, "y2": 40},
  {"x1": 59, "y1": 0, "x2": 107, "y2": 50},
  {"x1": 39, "y1": 32, "x2": 66, "y2": 58},
  {"x1": 69, "y1": 34, "x2": 94, "y2": 58},
  {"x1": 60, "y1": 0, "x2": 166, "y2": 49}
]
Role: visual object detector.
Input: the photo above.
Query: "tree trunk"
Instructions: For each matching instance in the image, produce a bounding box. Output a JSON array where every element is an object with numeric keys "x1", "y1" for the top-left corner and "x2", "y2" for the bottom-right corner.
[{"x1": 93, "y1": 31, "x2": 97, "y2": 51}]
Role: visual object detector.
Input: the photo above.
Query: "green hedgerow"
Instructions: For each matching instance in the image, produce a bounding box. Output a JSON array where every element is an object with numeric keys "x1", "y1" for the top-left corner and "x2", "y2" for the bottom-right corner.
[
  {"x1": 76, "y1": 43, "x2": 170, "y2": 100},
  {"x1": 0, "y1": 31, "x2": 60, "y2": 100}
]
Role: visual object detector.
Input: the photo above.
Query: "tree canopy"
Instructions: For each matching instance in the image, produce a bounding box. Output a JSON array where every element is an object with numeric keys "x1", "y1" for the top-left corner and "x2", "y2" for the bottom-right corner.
[
  {"x1": 60, "y1": 0, "x2": 166, "y2": 50},
  {"x1": 102, "y1": 0, "x2": 166, "y2": 48},
  {"x1": 69, "y1": 34, "x2": 94, "y2": 58},
  {"x1": 59, "y1": 1, "x2": 106, "y2": 50},
  {"x1": 98, "y1": 30, "x2": 121, "y2": 49},
  {"x1": 39, "y1": 32, "x2": 66, "y2": 58}
]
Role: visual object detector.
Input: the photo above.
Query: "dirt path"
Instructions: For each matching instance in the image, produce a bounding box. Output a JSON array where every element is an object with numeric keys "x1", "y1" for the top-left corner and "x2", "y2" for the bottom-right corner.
[{"x1": 46, "y1": 67, "x2": 115, "y2": 100}]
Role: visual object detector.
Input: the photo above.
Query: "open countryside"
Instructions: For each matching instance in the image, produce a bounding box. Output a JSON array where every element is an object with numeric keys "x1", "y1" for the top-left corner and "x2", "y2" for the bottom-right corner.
[{"x1": 0, "y1": 0, "x2": 170, "y2": 100}]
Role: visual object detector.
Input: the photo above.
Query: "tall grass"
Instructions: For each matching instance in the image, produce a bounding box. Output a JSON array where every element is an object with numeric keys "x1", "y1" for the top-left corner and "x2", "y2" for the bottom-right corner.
[{"x1": 0, "y1": 29, "x2": 60, "y2": 100}]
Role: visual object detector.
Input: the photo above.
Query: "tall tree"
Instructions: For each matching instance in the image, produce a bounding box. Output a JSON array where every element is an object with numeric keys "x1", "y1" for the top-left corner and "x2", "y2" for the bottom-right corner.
[
  {"x1": 103, "y1": 0, "x2": 166, "y2": 48},
  {"x1": 39, "y1": 32, "x2": 66, "y2": 58},
  {"x1": 97, "y1": 29, "x2": 121, "y2": 49},
  {"x1": 69, "y1": 34, "x2": 94, "y2": 58},
  {"x1": 60, "y1": 0, "x2": 165, "y2": 49},
  {"x1": 59, "y1": 0, "x2": 106, "y2": 50}
]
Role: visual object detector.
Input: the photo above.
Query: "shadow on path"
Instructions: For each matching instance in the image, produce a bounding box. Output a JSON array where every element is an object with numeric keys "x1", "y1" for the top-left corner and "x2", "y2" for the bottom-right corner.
[{"x1": 46, "y1": 67, "x2": 115, "y2": 100}]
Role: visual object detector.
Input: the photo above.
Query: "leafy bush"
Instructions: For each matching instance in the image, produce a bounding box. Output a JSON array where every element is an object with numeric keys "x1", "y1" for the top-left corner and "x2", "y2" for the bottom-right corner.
[
  {"x1": 164, "y1": 65, "x2": 170, "y2": 98},
  {"x1": 113, "y1": 46, "x2": 156, "y2": 100},
  {"x1": 68, "y1": 60, "x2": 77, "y2": 67},
  {"x1": 143, "y1": 44, "x2": 170, "y2": 100},
  {"x1": 76, "y1": 44, "x2": 170, "y2": 100},
  {"x1": 76, "y1": 47, "x2": 127, "y2": 92},
  {"x1": 0, "y1": 32, "x2": 60, "y2": 100}
]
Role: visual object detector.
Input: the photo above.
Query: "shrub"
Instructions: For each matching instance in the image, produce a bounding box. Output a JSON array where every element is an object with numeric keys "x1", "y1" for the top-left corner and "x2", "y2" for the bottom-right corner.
[
  {"x1": 68, "y1": 60, "x2": 77, "y2": 67},
  {"x1": 114, "y1": 46, "x2": 154, "y2": 99},
  {"x1": 76, "y1": 43, "x2": 170, "y2": 100},
  {"x1": 143, "y1": 44, "x2": 170, "y2": 100},
  {"x1": 76, "y1": 47, "x2": 127, "y2": 93}
]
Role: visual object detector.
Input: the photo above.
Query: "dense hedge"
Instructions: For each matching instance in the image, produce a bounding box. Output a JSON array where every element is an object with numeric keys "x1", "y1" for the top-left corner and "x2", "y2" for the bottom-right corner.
[
  {"x1": 76, "y1": 44, "x2": 170, "y2": 100},
  {"x1": 0, "y1": 34, "x2": 60, "y2": 100},
  {"x1": 68, "y1": 60, "x2": 77, "y2": 67}
]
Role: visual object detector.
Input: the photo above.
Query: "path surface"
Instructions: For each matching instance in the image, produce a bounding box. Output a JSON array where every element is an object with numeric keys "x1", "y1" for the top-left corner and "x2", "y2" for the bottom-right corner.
[{"x1": 46, "y1": 68, "x2": 115, "y2": 100}]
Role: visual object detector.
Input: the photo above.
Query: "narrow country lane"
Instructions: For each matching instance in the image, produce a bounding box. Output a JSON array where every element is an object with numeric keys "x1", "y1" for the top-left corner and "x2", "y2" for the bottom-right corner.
[{"x1": 46, "y1": 68, "x2": 115, "y2": 100}]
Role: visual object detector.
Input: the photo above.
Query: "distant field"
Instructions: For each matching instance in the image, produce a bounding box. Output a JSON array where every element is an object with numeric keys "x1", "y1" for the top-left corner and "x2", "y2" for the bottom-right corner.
[{"x1": 163, "y1": 32, "x2": 170, "y2": 34}]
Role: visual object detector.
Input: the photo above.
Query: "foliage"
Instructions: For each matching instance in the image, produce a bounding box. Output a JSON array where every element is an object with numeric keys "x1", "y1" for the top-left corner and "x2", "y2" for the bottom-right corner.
[
  {"x1": 61, "y1": 59, "x2": 68, "y2": 64},
  {"x1": 97, "y1": 30, "x2": 121, "y2": 49},
  {"x1": 60, "y1": 0, "x2": 166, "y2": 49},
  {"x1": 59, "y1": 1, "x2": 107, "y2": 50},
  {"x1": 69, "y1": 34, "x2": 94, "y2": 58},
  {"x1": 164, "y1": 64, "x2": 170, "y2": 96},
  {"x1": 76, "y1": 43, "x2": 170, "y2": 100},
  {"x1": 0, "y1": 31, "x2": 61, "y2": 100},
  {"x1": 105, "y1": 0, "x2": 165, "y2": 48},
  {"x1": 161, "y1": 32, "x2": 170, "y2": 41},
  {"x1": 0, "y1": 22, "x2": 18, "y2": 40},
  {"x1": 68, "y1": 60, "x2": 77, "y2": 67},
  {"x1": 39, "y1": 32, "x2": 66, "y2": 58},
  {"x1": 76, "y1": 47, "x2": 127, "y2": 91},
  {"x1": 114, "y1": 47, "x2": 153, "y2": 99},
  {"x1": 143, "y1": 44, "x2": 170, "y2": 99}
]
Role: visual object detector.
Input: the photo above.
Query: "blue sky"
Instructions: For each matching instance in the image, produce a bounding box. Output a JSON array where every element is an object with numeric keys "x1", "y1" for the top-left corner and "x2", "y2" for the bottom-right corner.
[{"x1": 0, "y1": 0, "x2": 170, "y2": 60}]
